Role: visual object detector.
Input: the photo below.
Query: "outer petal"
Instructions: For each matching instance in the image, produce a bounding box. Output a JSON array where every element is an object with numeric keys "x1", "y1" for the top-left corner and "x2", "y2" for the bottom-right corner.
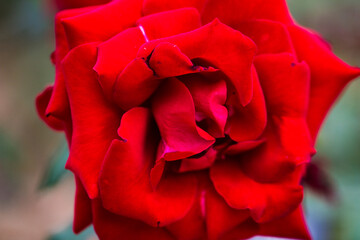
[
  {"x1": 239, "y1": 53, "x2": 313, "y2": 182},
  {"x1": 137, "y1": 19, "x2": 257, "y2": 106},
  {"x1": 288, "y1": 25, "x2": 360, "y2": 139},
  {"x1": 99, "y1": 107, "x2": 198, "y2": 227},
  {"x1": 61, "y1": 0, "x2": 143, "y2": 48},
  {"x1": 236, "y1": 19, "x2": 295, "y2": 55},
  {"x1": 54, "y1": 0, "x2": 111, "y2": 10},
  {"x1": 259, "y1": 206, "x2": 311, "y2": 240},
  {"x1": 36, "y1": 86, "x2": 64, "y2": 131},
  {"x1": 137, "y1": 7, "x2": 202, "y2": 40},
  {"x1": 47, "y1": 7, "x2": 94, "y2": 120},
  {"x1": 35, "y1": 86, "x2": 73, "y2": 143},
  {"x1": 62, "y1": 43, "x2": 121, "y2": 199},
  {"x1": 255, "y1": 53, "x2": 310, "y2": 117},
  {"x1": 210, "y1": 160, "x2": 304, "y2": 223},
  {"x1": 152, "y1": 78, "x2": 215, "y2": 161},
  {"x1": 73, "y1": 176, "x2": 92, "y2": 233},
  {"x1": 142, "y1": 0, "x2": 207, "y2": 15},
  {"x1": 92, "y1": 199, "x2": 174, "y2": 240},
  {"x1": 201, "y1": 0, "x2": 293, "y2": 26}
]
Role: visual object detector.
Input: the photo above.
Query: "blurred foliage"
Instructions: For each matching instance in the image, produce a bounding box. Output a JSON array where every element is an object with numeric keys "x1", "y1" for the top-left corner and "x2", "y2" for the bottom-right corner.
[
  {"x1": 39, "y1": 142, "x2": 69, "y2": 189},
  {"x1": 48, "y1": 225, "x2": 95, "y2": 240}
]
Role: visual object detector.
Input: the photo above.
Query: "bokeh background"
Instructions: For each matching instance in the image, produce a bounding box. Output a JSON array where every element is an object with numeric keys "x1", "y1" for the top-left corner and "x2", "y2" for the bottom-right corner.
[{"x1": 0, "y1": 0, "x2": 359, "y2": 239}]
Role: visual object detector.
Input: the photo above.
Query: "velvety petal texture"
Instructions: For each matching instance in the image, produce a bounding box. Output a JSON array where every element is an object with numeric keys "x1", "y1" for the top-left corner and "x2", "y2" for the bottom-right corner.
[
  {"x1": 62, "y1": 43, "x2": 121, "y2": 198},
  {"x1": 36, "y1": 0, "x2": 359, "y2": 239}
]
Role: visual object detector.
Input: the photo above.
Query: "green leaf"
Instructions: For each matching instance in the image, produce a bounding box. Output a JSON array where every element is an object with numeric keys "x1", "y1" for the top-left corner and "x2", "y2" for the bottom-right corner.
[
  {"x1": 39, "y1": 141, "x2": 69, "y2": 189},
  {"x1": 48, "y1": 224, "x2": 95, "y2": 240}
]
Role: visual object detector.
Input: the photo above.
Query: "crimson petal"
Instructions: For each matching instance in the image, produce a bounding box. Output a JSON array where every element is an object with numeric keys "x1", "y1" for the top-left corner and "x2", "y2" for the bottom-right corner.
[
  {"x1": 36, "y1": 86, "x2": 73, "y2": 143},
  {"x1": 137, "y1": 19, "x2": 257, "y2": 106},
  {"x1": 92, "y1": 199, "x2": 174, "y2": 240},
  {"x1": 142, "y1": 0, "x2": 207, "y2": 15},
  {"x1": 288, "y1": 25, "x2": 360, "y2": 139},
  {"x1": 181, "y1": 72, "x2": 228, "y2": 138},
  {"x1": 36, "y1": 86, "x2": 64, "y2": 131},
  {"x1": 73, "y1": 176, "x2": 92, "y2": 233},
  {"x1": 62, "y1": 43, "x2": 121, "y2": 199},
  {"x1": 179, "y1": 147, "x2": 217, "y2": 173},
  {"x1": 236, "y1": 19, "x2": 295, "y2": 55},
  {"x1": 137, "y1": 7, "x2": 202, "y2": 40},
  {"x1": 237, "y1": 53, "x2": 313, "y2": 182},
  {"x1": 201, "y1": 0, "x2": 293, "y2": 26},
  {"x1": 259, "y1": 206, "x2": 311, "y2": 240},
  {"x1": 54, "y1": 0, "x2": 111, "y2": 10},
  {"x1": 210, "y1": 161, "x2": 304, "y2": 223},
  {"x1": 113, "y1": 42, "x2": 216, "y2": 110},
  {"x1": 152, "y1": 78, "x2": 215, "y2": 161},
  {"x1": 94, "y1": 27, "x2": 146, "y2": 97},
  {"x1": 47, "y1": 8, "x2": 93, "y2": 120},
  {"x1": 225, "y1": 139, "x2": 265, "y2": 155},
  {"x1": 206, "y1": 184, "x2": 254, "y2": 240},
  {"x1": 99, "y1": 107, "x2": 198, "y2": 227},
  {"x1": 255, "y1": 53, "x2": 310, "y2": 118},
  {"x1": 61, "y1": 0, "x2": 143, "y2": 49},
  {"x1": 226, "y1": 67, "x2": 267, "y2": 142},
  {"x1": 166, "y1": 190, "x2": 207, "y2": 240}
]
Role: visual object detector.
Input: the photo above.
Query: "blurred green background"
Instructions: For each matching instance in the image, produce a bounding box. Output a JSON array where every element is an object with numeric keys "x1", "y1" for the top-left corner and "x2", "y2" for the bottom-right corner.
[{"x1": 0, "y1": 0, "x2": 359, "y2": 239}]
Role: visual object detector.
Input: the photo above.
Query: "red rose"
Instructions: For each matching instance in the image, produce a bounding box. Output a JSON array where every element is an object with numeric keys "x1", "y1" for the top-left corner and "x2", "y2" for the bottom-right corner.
[{"x1": 36, "y1": 0, "x2": 360, "y2": 239}]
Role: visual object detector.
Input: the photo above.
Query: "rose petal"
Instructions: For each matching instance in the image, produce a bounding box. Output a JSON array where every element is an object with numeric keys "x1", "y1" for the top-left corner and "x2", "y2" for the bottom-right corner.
[
  {"x1": 73, "y1": 176, "x2": 92, "y2": 233},
  {"x1": 61, "y1": 0, "x2": 143, "y2": 48},
  {"x1": 142, "y1": 0, "x2": 207, "y2": 15},
  {"x1": 137, "y1": 19, "x2": 257, "y2": 106},
  {"x1": 137, "y1": 7, "x2": 202, "y2": 40},
  {"x1": 113, "y1": 42, "x2": 216, "y2": 110},
  {"x1": 236, "y1": 19, "x2": 295, "y2": 55},
  {"x1": 202, "y1": 0, "x2": 293, "y2": 26},
  {"x1": 36, "y1": 86, "x2": 64, "y2": 131},
  {"x1": 238, "y1": 116, "x2": 312, "y2": 183},
  {"x1": 206, "y1": 184, "x2": 253, "y2": 240},
  {"x1": 237, "y1": 53, "x2": 313, "y2": 181},
  {"x1": 36, "y1": 86, "x2": 73, "y2": 143},
  {"x1": 47, "y1": 7, "x2": 94, "y2": 120},
  {"x1": 225, "y1": 139, "x2": 265, "y2": 155},
  {"x1": 259, "y1": 206, "x2": 311, "y2": 240},
  {"x1": 62, "y1": 43, "x2": 121, "y2": 199},
  {"x1": 179, "y1": 147, "x2": 217, "y2": 173},
  {"x1": 254, "y1": 53, "x2": 310, "y2": 117},
  {"x1": 181, "y1": 72, "x2": 228, "y2": 138},
  {"x1": 94, "y1": 27, "x2": 146, "y2": 97},
  {"x1": 288, "y1": 25, "x2": 360, "y2": 139},
  {"x1": 92, "y1": 199, "x2": 174, "y2": 240},
  {"x1": 210, "y1": 160, "x2": 304, "y2": 223},
  {"x1": 152, "y1": 78, "x2": 215, "y2": 161},
  {"x1": 220, "y1": 219, "x2": 259, "y2": 240},
  {"x1": 54, "y1": 0, "x2": 111, "y2": 10},
  {"x1": 226, "y1": 67, "x2": 267, "y2": 142},
  {"x1": 166, "y1": 190, "x2": 206, "y2": 240},
  {"x1": 99, "y1": 107, "x2": 198, "y2": 227}
]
